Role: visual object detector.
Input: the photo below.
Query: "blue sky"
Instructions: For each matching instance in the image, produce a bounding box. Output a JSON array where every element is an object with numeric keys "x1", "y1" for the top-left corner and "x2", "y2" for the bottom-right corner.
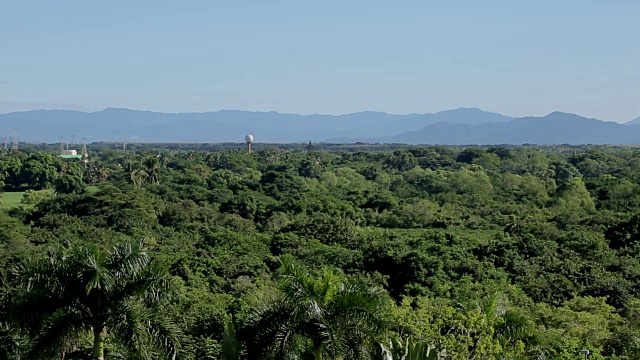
[{"x1": 1, "y1": 0, "x2": 638, "y2": 121}]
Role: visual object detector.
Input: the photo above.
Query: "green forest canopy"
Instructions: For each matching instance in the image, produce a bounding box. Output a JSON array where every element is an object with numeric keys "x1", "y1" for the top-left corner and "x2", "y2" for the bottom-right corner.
[{"x1": 1, "y1": 144, "x2": 640, "y2": 359}]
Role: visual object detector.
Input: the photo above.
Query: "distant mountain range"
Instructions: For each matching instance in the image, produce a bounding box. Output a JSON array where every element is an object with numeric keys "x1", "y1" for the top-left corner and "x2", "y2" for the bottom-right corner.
[
  {"x1": 381, "y1": 112, "x2": 640, "y2": 145},
  {"x1": 626, "y1": 117, "x2": 640, "y2": 126},
  {"x1": 0, "y1": 107, "x2": 639, "y2": 145}
]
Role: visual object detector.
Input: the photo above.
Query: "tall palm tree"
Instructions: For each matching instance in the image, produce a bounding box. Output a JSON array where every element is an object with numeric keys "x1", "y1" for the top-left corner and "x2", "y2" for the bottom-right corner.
[
  {"x1": 98, "y1": 166, "x2": 111, "y2": 184},
  {"x1": 143, "y1": 156, "x2": 161, "y2": 185},
  {"x1": 7, "y1": 239, "x2": 180, "y2": 360},
  {"x1": 243, "y1": 256, "x2": 389, "y2": 360},
  {"x1": 157, "y1": 152, "x2": 170, "y2": 169},
  {"x1": 87, "y1": 160, "x2": 111, "y2": 184},
  {"x1": 125, "y1": 159, "x2": 147, "y2": 188},
  {"x1": 83, "y1": 162, "x2": 97, "y2": 185}
]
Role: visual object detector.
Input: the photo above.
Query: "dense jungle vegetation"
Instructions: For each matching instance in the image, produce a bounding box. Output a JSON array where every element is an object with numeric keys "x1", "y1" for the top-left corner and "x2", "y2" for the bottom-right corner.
[{"x1": 2, "y1": 144, "x2": 640, "y2": 359}]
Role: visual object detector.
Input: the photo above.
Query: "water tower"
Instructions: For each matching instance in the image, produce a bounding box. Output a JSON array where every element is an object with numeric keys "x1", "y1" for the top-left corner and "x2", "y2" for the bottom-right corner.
[{"x1": 245, "y1": 134, "x2": 254, "y2": 154}]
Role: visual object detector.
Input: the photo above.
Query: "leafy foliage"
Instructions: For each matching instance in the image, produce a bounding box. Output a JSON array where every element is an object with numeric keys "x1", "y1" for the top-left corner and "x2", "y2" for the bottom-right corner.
[
  {"x1": 7, "y1": 239, "x2": 179, "y2": 360},
  {"x1": 2, "y1": 144, "x2": 640, "y2": 359}
]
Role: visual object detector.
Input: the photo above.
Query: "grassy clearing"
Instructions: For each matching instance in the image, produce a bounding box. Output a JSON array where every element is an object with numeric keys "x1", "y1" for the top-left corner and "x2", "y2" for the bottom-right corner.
[
  {"x1": 0, "y1": 186, "x2": 99, "y2": 209},
  {"x1": 0, "y1": 191, "x2": 28, "y2": 209}
]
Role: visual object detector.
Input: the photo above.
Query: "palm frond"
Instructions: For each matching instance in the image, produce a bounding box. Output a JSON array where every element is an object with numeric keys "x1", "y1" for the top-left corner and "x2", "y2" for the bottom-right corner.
[
  {"x1": 221, "y1": 319, "x2": 240, "y2": 360},
  {"x1": 27, "y1": 308, "x2": 88, "y2": 360},
  {"x1": 106, "y1": 264, "x2": 174, "y2": 307},
  {"x1": 108, "y1": 302, "x2": 155, "y2": 360},
  {"x1": 246, "y1": 259, "x2": 391, "y2": 360},
  {"x1": 243, "y1": 299, "x2": 299, "y2": 359}
]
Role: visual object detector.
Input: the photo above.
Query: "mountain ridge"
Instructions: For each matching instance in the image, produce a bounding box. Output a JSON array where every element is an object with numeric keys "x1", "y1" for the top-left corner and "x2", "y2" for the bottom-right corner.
[
  {"x1": 380, "y1": 112, "x2": 639, "y2": 145},
  {"x1": 626, "y1": 116, "x2": 640, "y2": 125},
  {"x1": 1, "y1": 107, "x2": 637, "y2": 145},
  {"x1": 0, "y1": 107, "x2": 512, "y2": 143}
]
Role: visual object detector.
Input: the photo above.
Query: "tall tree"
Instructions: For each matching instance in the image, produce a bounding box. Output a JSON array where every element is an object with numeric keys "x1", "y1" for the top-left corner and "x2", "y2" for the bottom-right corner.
[
  {"x1": 8, "y1": 239, "x2": 180, "y2": 360},
  {"x1": 143, "y1": 156, "x2": 161, "y2": 185},
  {"x1": 125, "y1": 159, "x2": 147, "y2": 188},
  {"x1": 243, "y1": 256, "x2": 389, "y2": 360}
]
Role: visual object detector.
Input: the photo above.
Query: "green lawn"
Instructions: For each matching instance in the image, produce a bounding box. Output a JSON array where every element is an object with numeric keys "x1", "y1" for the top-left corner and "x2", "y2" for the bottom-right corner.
[
  {"x1": 0, "y1": 191, "x2": 28, "y2": 209},
  {"x1": 0, "y1": 186, "x2": 99, "y2": 209}
]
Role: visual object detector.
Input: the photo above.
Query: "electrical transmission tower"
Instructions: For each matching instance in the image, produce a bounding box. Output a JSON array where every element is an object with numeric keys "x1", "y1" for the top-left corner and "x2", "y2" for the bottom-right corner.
[
  {"x1": 12, "y1": 129, "x2": 18, "y2": 150},
  {"x1": 82, "y1": 138, "x2": 89, "y2": 165}
]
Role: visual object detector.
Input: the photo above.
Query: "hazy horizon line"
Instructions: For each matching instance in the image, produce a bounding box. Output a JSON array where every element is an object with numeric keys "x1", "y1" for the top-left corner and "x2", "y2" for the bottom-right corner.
[{"x1": 1, "y1": 102, "x2": 635, "y2": 123}]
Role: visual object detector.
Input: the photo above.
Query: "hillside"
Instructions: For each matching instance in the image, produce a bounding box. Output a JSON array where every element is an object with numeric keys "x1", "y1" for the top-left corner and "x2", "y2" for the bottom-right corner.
[
  {"x1": 383, "y1": 112, "x2": 640, "y2": 145},
  {"x1": 626, "y1": 116, "x2": 640, "y2": 125}
]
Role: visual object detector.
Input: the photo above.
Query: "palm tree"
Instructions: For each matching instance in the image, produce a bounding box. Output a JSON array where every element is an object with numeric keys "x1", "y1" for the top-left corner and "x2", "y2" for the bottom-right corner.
[
  {"x1": 243, "y1": 256, "x2": 389, "y2": 360},
  {"x1": 8, "y1": 239, "x2": 180, "y2": 360},
  {"x1": 157, "y1": 152, "x2": 170, "y2": 169},
  {"x1": 87, "y1": 160, "x2": 111, "y2": 184},
  {"x1": 205, "y1": 153, "x2": 221, "y2": 169},
  {"x1": 0, "y1": 322, "x2": 28, "y2": 360},
  {"x1": 97, "y1": 165, "x2": 111, "y2": 184},
  {"x1": 83, "y1": 162, "x2": 97, "y2": 185},
  {"x1": 185, "y1": 151, "x2": 196, "y2": 162},
  {"x1": 143, "y1": 156, "x2": 161, "y2": 185},
  {"x1": 494, "y1": 310, "x2": 541, "y2": 359},
  {"x1": 125, "y1": 159, "x2": 147, "y2": 188}
]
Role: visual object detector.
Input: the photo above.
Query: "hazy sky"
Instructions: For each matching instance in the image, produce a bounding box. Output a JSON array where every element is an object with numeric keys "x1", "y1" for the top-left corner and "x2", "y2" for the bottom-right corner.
[{"x1": 1, "y1": 0, "x2": 638, "y2": 121}]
